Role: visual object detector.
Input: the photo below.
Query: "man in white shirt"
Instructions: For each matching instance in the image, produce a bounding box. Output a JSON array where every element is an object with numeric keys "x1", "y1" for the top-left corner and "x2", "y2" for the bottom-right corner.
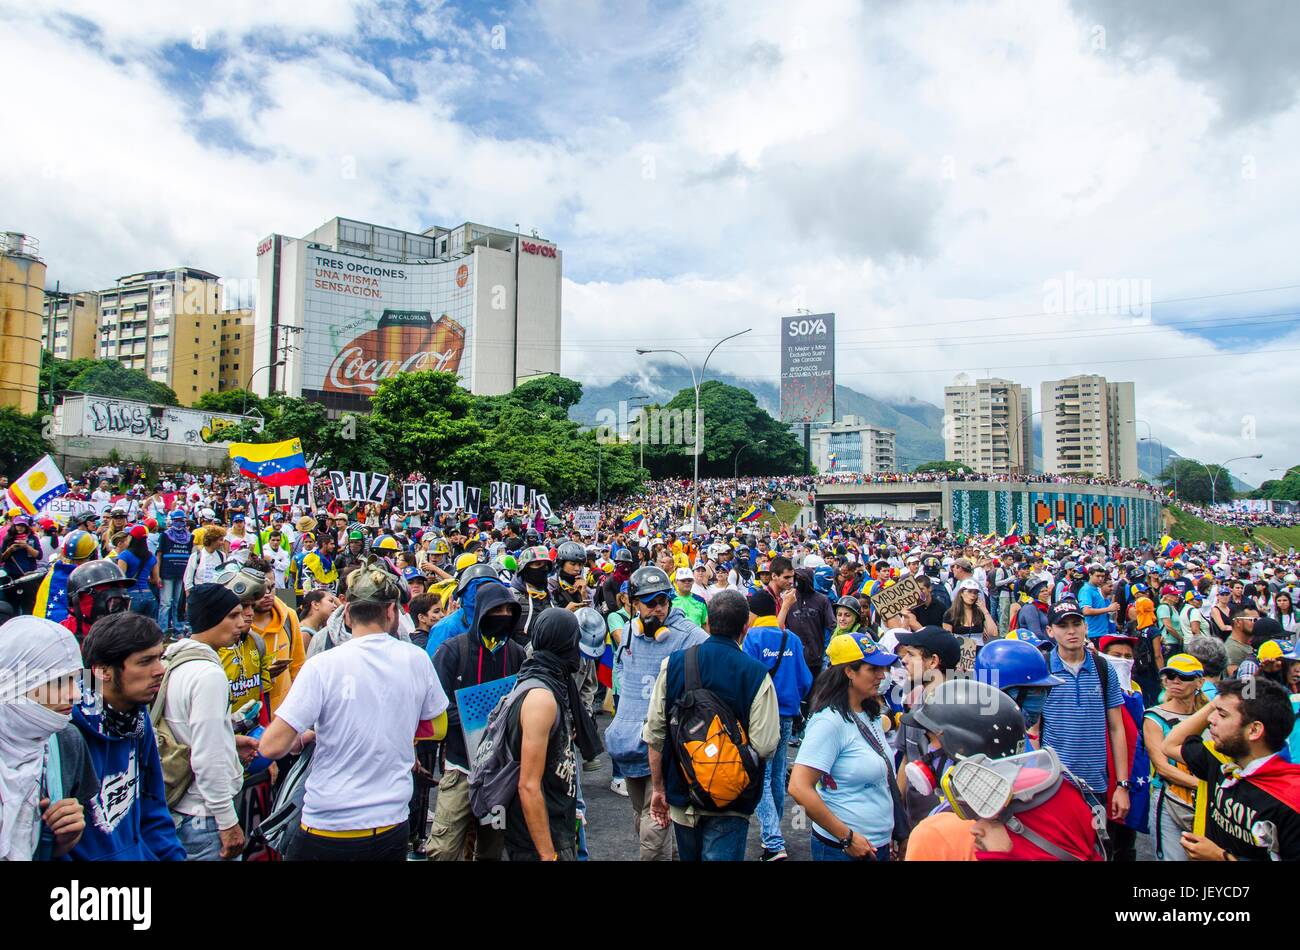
[
  {"x1": 258, "y1": 559, "x2": 449, "y2": 860},
  {"x1": 160, "y1": 584, "x2": 249, "y2": 860}
]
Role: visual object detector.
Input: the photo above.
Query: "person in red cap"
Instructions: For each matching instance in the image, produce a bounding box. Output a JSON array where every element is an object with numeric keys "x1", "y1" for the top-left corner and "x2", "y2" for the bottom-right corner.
[{"x1": 114, "y1": 523, "x2": 160, "y2": 620}]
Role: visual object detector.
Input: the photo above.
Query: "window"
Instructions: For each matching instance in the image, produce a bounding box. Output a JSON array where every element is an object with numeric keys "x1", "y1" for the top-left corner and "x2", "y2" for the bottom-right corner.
[{"x1": 193, "y1": 369, "x2": 198, "y2": 376}]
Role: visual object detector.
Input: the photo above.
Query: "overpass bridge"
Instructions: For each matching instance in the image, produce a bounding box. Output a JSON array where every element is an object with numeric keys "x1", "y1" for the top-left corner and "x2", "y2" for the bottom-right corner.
[{"x1": 812, "y1": 480, "x2": 1163, "y2": 547}]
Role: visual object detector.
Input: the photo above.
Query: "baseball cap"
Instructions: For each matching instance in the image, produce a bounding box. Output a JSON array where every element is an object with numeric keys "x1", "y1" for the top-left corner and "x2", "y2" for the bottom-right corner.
[
  {"x1": 826, "y1": 633, "x2": 899, "y2": 667},
  {"x1": 232, "y1": 514, "x2": 245, "y2": 523},
  {"x1": 893, "y1": 626, "x2": 962, "y2": 670},
  {"x1": 954, "y1": 578, "x2": 981, "y2": 594},
  {"x1": 1258, "y1": 639, "x2": 1298, "y2": 662},
  {"x1": 168, "y1": 510, "x2": 186, "y2": 521},
  {"x1": 1160, "y1": 654, "x2": 1205, "y2": 679},
  {"x1": 674, "y1": 567, "x2": 694, "y2": 581},
  {"x1": 128, "y1": 524, "x2": 148, "y2": 540},
  {"x1": 1099, "y1": 634, "x2": 1139, "y2": 654},
  {"x1": 1253, "y1": 616, "x2": 1285, "y2": 641},
  {"x1": 1160, "y1": 584, "x2": 1179, "y2": 597},
  {"x1": 1048, "y1": 600, "x2": 1084, "y2": 624}
]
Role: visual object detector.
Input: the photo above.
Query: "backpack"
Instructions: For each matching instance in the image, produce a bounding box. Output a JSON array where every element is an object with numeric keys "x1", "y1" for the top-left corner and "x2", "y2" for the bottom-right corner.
[
  {"x1": 149, "y1": 648, "x2": 225, "y2": 808},
  {"x1": 466, "y1": 677, "x2": 555, "y2": 820},
  {"x1": 667, "y1": 645, "x2": 763, "y2": 812}
]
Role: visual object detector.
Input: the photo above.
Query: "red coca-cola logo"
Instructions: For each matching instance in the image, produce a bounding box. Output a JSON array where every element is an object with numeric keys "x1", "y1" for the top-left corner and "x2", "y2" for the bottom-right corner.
[
  {"x1": 520, "y1": 241, "x2": 556, "y2": 258},
  {"x1": 326, "y1": 346, "x2": 459, "y2": 393},
  {"x1": 456, "y1": 264, "x2": 469, "y2": 287}
]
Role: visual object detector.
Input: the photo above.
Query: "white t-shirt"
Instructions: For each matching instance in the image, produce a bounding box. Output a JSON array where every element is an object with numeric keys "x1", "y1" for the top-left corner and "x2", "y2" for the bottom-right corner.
[{"x1": 276, "y1": 633, "x2": 448, "y2": 830}]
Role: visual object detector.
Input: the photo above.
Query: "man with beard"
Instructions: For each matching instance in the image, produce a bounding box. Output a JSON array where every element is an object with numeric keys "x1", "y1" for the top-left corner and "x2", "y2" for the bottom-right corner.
[
  {"x1": 504, "y1": 608, "x2": 604, "y2": 861},
  {"x1": 1162, "y1": 677, "x2": 1300, "y2": 860},
  {"x1": 597, "y1": 548, "x2": 635, "y2": 616}
]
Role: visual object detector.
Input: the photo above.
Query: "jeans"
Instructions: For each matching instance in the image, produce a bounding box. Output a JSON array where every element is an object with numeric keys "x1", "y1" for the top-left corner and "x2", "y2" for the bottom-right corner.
[
  {"x1": 286, "y1": 820, "x2": 408, "y2": 861},
  {"x1": 159, "y1": 577, "x2": 186, "y2": 633},
  {"x1": 129, "y1": 588, "x2": 158, "y2": 621},
  {"x1": 810, "y1": 836, "x2": 892, "y2": 862},
  {"x1": 1106, "y1": 821, "x2": 1136, "y2": 862},
  {"x1": 575, "y1": 769, "x2": 589, "y2": 861},
  {"x1": 755, "y1": 716, "x2": 794, "y2": 852},
  {"x1": 173, "y1": 813, "x2": 223, "y2": 861},
  {"x1": 673, "y1": 815, "x2": 750, "y2": 862}
]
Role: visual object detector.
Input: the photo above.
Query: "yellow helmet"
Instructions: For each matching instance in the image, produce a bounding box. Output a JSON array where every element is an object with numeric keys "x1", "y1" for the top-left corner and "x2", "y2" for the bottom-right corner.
[{"x1": 454, "y1": 552, "x2": 479, "y2": 573}]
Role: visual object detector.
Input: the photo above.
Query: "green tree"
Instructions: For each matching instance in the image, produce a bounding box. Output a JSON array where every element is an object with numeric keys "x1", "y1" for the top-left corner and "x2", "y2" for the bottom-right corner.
[
  {"x1": 67, "y1": 360, "x2": 180, "y2": 406},
  {"x1": 0, "y1": 407, "x2": 52, "y2": 480},
  {"x1": 40, "y1": 356, "x2": 100, "y2": 408},
  {"x1": 912, "y1": 460, "x2": 966, "y2": 475},
  {"x1": 370, "y1": 371, "x2": 484, "y2": 479},
  {"x1": 1257, "y1": 465, "x2": 1300, "y2": 500},
  {"x1": 640, "y1": 381, "x2": 804, "y2": 477},
  {"x1": 193, "y1": 389, "x2": 261, "y2": 416},
  {"x1": 510, "y1": 374, "x2": 584, "y2": 417},
  {"x1": 1162, "y1": 459, "x2": 1235, "y2": 505}
]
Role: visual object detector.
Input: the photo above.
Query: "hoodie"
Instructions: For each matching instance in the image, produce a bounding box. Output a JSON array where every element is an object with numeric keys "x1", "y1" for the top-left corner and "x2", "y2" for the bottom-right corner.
[
  {"x1": 431, "y1": 582, "x2": 526, "y2": 771},
  {"x1": 251, "y1": 596, "x2": 306, "y2": 712},
  {"x1": 161, "y1": 639, "x2": 243, "y2": 829},
  {"x1": 69, "y1": 704, "x2": 186, "y2": 861},
  {"x1": 742, "y1": 617, "x2": 814, "y2": 716},
  {"x1": 424, "y1": 575, "x2": 494, "y2": 660}
]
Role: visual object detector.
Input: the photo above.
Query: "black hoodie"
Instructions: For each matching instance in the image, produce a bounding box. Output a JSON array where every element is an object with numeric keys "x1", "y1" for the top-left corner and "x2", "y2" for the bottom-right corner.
[{"x1": 431, "y1": 581, "x2": 526, "y2": 770}]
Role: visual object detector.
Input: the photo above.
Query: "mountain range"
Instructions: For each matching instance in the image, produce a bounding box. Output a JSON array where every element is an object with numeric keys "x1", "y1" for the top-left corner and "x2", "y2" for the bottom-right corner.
[{"x1": 570, "y1": 368, "x2": 1252, "y2": 489}]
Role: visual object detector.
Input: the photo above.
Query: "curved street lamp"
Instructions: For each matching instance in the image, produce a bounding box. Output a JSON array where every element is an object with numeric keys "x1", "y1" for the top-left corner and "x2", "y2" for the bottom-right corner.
[
  {"x1": 734, "y1": 439, "x2": 767, "y2": 478},
  {"x1": 637, "y1": 328, "x2": 752, "y2": 533}
]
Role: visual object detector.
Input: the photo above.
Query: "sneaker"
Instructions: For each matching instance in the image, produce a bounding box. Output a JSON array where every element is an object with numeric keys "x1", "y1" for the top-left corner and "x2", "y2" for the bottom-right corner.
[
  {"x1": 582, "y1": 758, "x2": 602, "y2": 773},
  {"x1": 609, "y1": 778, "x2": 628, "y2": 797},
  {"x1": 760, "y1": 848, "x2": 788, "y2": 862}
]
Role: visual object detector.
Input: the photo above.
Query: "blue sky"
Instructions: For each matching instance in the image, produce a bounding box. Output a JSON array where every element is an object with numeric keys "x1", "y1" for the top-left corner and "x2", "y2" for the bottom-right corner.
[{"x1": 4, "y1": 0, "x2": 1300, "y2": 483}]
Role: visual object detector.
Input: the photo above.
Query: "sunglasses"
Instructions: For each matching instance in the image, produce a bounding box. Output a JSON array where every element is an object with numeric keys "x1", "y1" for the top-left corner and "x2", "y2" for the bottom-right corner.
[{"x1": 1161, "y1": 671, "x2": 1201, "y2": 682}]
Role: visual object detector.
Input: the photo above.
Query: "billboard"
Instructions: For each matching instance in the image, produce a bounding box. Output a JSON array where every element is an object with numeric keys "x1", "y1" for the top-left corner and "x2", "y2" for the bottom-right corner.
[
  {"x1": 780, "y1": 313, "x2": 835, "y2": 423},
  {"x1": 301, "y1": 248, "x2": 475, "y2": 406}
]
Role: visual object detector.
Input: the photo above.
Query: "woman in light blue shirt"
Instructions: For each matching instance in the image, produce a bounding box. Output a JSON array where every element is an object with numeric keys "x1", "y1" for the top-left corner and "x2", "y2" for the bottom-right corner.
[{"x1": 789, "y1": 633, "x2": 901, "y2": 861}]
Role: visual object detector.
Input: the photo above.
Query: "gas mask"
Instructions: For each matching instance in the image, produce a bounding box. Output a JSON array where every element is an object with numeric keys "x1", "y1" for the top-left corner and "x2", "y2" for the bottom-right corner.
[
  {"x1": 520, "y1": 564, "x2": 550, "y2": 589},
  {"x1": 479, "y1": 613, "x2": 515, "y2": 648}
]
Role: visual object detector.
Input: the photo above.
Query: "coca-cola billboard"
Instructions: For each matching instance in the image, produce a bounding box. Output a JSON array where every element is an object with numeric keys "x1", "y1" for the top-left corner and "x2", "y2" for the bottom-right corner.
[{"x1": 302, "y1": 249, "x2": 473, "y2": 407}]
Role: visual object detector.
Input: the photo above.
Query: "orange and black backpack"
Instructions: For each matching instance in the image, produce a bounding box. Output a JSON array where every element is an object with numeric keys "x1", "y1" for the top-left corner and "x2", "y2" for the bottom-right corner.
[{"x1": 668, "y1": 645, "x2": 763, "y2": 812}]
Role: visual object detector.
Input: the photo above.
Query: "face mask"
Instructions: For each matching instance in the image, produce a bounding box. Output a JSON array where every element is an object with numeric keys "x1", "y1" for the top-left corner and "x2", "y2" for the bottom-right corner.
[
  {"x1": 521, "y1": 565, "x2": 550, "y2": 588},
  {"x1": 1018, "y1": 688, "x2": 1047, "y2": 730},
  {"x1": 480, "y1": 614, "x2": 514, "y2": 643},
  {"x1": 641, "y1": 614, "x2": 664, "y2": 638},
  {"x1": 1101, "y1": 653, "x2": 1134, "y2": 694}
]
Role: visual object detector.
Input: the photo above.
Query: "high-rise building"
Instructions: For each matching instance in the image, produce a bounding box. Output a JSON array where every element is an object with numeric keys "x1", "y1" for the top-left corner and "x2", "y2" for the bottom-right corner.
[
  {"x1": 42, "y1": 290, "x2": 100, "y2": 362},
  {"x1": 810, "y1": 415, "x2": 896, "y2": 474},
  {"x1": 96, "y1": 268, "x2": 222, "y2": 406},
  {"x1": 0, "y1": 232, "x2": 45, "y2": 413},
  {"x1": 253, "y1": 215, "x2": 562, "y2": 413},
  {"x1": 1041, "y1": 374, "x2": 1137, "y2": 480},
  {"x1": 943, "y1": 377, "x2": 1033, "y2": 475},
  {"x1": 218, "y1": 309, "x2": 254, "y2": 392}
]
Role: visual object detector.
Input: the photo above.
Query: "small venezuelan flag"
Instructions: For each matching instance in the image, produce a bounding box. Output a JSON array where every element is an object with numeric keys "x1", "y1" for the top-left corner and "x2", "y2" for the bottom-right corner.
[
  {"x1": 229, "y1": 438, "x2": 309, "y2": 487},
  {"x1": 597, "y1": 641, "x2": 614, "y2": 689},
  {"x1": 623, "y1": 509, "x2": 645, "y2": 532},
  {"x1": 738, "y1": 505, "x2": 761, "y2": 523}
]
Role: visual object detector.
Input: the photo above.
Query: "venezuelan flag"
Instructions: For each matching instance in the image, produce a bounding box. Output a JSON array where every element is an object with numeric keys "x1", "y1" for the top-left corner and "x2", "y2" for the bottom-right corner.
[
  {"x1": 738, "y1": 505, "x2": 761, "y2": 523},
  {"x1": 623, "y1": 509, "x2": 645, "y2": 532},
  {"x1": 1001, "y1": 523, "x2": 1019, "y2": 547},
  {"x1": 859, "y1": 578, "x2": 879, "y2": 599},
  {"x1": 1160, "y1": 534, "x2": 1185, "y2": 558},
  {"x1": 597, "y1": 641, "x2": 614, "y2": 689},
  {"x1": 7, "y1": 454, "x2": 68, "y2": 515},
  {"x1": 229, "y1": 438, "x2": 309, "y2": 487}
]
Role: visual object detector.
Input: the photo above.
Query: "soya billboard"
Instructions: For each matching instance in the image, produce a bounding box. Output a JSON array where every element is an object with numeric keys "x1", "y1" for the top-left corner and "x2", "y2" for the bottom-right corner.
[
  {"x1": 301, "y1": 249, "x2": 475, "y2": 406},
  {"x1": 780, "y1": 313, "x2": 835, "y2": 423}
]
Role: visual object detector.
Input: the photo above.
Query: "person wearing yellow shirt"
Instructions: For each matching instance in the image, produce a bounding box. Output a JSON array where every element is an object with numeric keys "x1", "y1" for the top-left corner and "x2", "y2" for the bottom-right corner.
[{"x1": 244, "y1": 556, "x2": 306, "y2": 713}]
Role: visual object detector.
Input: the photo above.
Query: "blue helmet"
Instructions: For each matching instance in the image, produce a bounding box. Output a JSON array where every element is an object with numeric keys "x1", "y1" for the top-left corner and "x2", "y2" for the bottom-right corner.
[{"x1": 974, "y1": 638, "x2": 1064, "y2": 690}]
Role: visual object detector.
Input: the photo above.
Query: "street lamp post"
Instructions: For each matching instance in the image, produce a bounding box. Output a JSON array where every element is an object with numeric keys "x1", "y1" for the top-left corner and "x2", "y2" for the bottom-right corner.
[
  {"x1": 244, "y1": 360, "x2": 285, "y2": 415},
  {"x1": 628, "y1": 395, "x2": 651, "y2": 472},
  {"x1": 1009, "y1": 403, "x2": 1064, "y2": 477},
  {"x1": 1139, "y1": 436, "x2": 1175, "y2": 497},
  {"x1": 734, "y1": 439, "x2": 767, "y2": 478},
  {"x1": 1196, "y1": 454, "x2": 1262, "y2": 543},
  {"x1": 637, "y1": 328, "x2": 752, "y2": 534}
]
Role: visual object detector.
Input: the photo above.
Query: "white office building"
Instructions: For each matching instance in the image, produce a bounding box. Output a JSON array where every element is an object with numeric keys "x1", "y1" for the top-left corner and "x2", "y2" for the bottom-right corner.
[
  {"x1": 1041, "y1": 374, "x2": 1138, "y2": 480},
  {"x1": 811, "y1": 415, "x2": 896, "y2": 474}
]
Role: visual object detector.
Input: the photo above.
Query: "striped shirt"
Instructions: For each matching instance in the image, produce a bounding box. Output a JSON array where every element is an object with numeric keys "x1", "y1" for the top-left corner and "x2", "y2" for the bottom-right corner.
[{"x1": 1040, "y1": 648, "x2": 1123, "y2": 795}]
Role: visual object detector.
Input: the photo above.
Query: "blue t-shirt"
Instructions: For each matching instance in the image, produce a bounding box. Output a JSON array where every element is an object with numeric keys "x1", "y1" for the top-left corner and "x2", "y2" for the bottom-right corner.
[
  {"x1": 117, "y1": 549, "x2": 156, "y2": 592},
  {"x1": 1078, "y1": 582, "x2": 1110, "y2": 639},
  {"x1": 794, "y1": 707, "x2": 894, "y2": 846}
]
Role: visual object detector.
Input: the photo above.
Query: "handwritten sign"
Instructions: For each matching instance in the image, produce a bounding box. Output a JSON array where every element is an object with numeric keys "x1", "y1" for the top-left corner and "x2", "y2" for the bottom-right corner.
[{"x1": 869, "y1": 574, "x2": 920, "y2": 620}]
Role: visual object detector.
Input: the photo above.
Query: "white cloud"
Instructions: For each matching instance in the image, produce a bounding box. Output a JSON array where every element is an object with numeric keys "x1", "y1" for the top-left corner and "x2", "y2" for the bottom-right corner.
[{"x1": 4, "y1": 0, "x2": 1300, "y2": 485}]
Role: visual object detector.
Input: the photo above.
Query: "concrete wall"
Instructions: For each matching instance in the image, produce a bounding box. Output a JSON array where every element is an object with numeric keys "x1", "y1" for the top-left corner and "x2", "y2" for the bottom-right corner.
[{"x1": 0, "y1": 253, "x2": 45, "y2": 413}]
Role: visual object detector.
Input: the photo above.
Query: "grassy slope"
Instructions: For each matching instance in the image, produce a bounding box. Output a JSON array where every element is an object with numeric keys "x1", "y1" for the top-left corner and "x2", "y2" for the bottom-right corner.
[{"x1": 1165, "y1": 506, "x2": 1300, "y2": 552}]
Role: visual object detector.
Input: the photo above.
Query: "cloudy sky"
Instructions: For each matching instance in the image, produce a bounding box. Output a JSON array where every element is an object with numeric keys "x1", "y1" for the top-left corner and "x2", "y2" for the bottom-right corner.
[{"x1": 4, "y1": 0, "x2": 1299, "y2": 484}]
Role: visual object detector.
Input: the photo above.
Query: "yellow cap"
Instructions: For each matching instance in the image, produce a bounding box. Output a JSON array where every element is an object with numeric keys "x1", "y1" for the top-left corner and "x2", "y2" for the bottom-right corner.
[
  {"x1": 1160, "y1": 653, "x2": 1205, "y2": 677},
  {"x1": 1257, "y1": 640, "x2": 1295, "y2": 662}
]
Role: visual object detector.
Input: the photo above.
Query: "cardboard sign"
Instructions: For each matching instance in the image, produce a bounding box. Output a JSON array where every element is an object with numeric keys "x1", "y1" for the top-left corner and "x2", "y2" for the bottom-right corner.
[
  {"x1": 464, "y1": 485, "x2": 481, "y2": 515},
  {"x1": 366, "y1": 473, "x2": 389, "y2": 504},
  {"x1": 488, "y1": 482, "x2": 500, "y2": 508},
  {"x1": 536, "y1": 493, "x2": 553, "y2": 520},
  {"x1": 573, "y1": 509, "x2": 600, "y2": 534},
  {"x1": 273, "y1": 483, "x2": 312, "y2": 509},
  {"x1": 329, "y1": 471, "x2": 349, "y2": 501},
  {"x1": 869, "y1": 573, "x2": 920, "y2": 620},
  {"x1": 402, "y1": 482, "x2": 431, "y2": 512},
  {"x1": 514, "y1": 484, "x2": 526, "y2": 507},
  {"x1": 452, "y1": 481, "x2": 465, "y2": 511},
  {"x1": 438, "y1": 483, "x2": 456, "y2": 514},
  {"x1": 348, "y1": 471, "x2": 366, "y2": 502}
]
